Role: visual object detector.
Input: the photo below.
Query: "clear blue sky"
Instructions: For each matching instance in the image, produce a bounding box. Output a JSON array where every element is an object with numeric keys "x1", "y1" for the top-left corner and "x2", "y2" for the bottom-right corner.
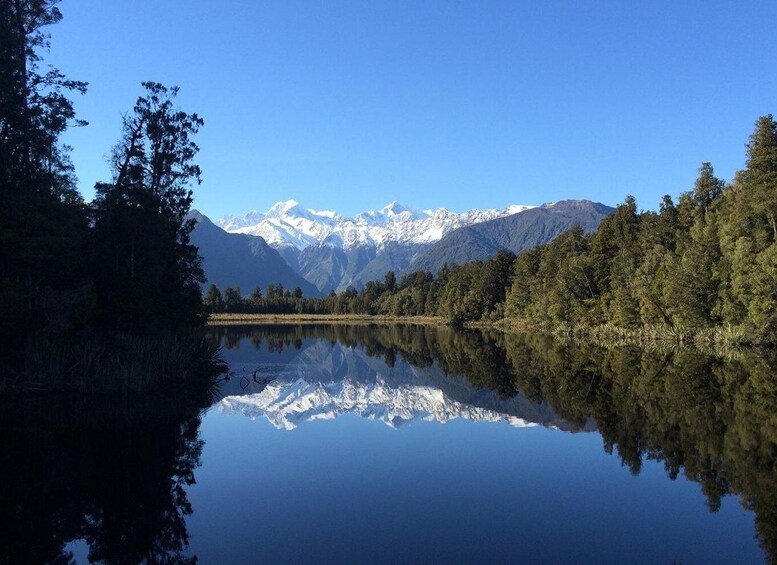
[{"x1": 49, "y1": 0, "x2": 776, "y2": 218}]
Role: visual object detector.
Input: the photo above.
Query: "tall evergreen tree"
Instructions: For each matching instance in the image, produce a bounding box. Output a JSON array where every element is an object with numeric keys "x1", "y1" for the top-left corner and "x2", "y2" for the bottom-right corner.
[
  {"x1": 90, "y1": 82, "x2": 205, "y2": 333},
  {"x1": 693, "y1": 162, "x2": 725, "y2": 215},
  {"x1": 204, "y1": 284, "x2": 224, "y2": 313},
  {"x1": 740, "y1": 115, "x2": 777, "y2": 341},
  {"x1": 745, "y1": 115, "x2": 777, "y2": 243}
]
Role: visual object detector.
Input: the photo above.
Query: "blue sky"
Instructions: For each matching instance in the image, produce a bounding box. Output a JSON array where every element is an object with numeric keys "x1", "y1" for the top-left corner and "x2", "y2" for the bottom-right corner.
[{"x1": 49, "y1": 0, "x2": 776, "y2": 218}]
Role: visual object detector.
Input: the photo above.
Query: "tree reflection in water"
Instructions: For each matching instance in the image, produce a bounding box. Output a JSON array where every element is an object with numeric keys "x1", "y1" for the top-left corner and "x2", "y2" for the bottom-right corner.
[
  {"x1": 3, "y1": 324, "x2": 776, "y2": 563},
  {"x1": 214, "y1": 324, "x2": 777, "y2": 563},
  {"x1": 0, "y1": 388, "x2": 212, "y2": 564}
]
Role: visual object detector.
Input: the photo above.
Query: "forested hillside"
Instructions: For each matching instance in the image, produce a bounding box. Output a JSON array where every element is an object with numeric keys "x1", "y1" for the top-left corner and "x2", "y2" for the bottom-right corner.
[
  {"x1": 502, "y1": 116, "x2": 777, "y2": 344},
  {"x1": 409, "y1": 200, "x2": 613, "y2": 272},
  {"x1": 207, "y1": 115, "x2": 777, "y2": 344}
]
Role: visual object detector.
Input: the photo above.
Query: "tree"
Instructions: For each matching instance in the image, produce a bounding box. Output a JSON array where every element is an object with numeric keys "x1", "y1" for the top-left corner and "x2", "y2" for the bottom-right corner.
[
  {"x1": 739, "y1": 115, "x2": 777, "y2": 340},
  {"x1": 657, "y1": 194, "x2": 679, "y2": 251},
  {"x1": 249, "y1": 286, "x2": 263, "y2": 309},
  {"x1": 715, "y1": 117, "x2": 777, "y2": 340},
  {"x1": 0, "y1": 0, "x2": 87, "y2": 198},
  {"x1": 0, "y1": 0, "x2": 90, "y2": 347},
  {"x1": 692, "y1": 162, "x2": 725, "y2": 215},
  {"x1": 665, "y1": 216, "x2": 722, "y2": 328},
  {"x1": 506, "y1": 248, "x2": 540, "y2": 318},
  {"x1": 90, "y1": 82, "x2": 205, "y2": 333},
  {"x1": 204, "y1": 284, "x2": 224, "y2": 313},
  {"x1": 590, "y1": 196, "x2": 641, "y2": 326},
  {"x1": 745, "y1": 115, "x2": 777, "y2": 243},
  {"x1": 384, "y1": 271, "x2": 396, "y2": 292},
  {"x1": 223, "y1": 287, "x2": 242, "y2": 313}
]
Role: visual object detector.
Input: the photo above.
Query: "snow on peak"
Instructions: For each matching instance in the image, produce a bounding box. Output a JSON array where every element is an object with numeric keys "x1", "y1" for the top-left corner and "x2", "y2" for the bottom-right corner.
[
  {"x1": 506, "y1": 204, "x2": 534, "y2": 215},
  {"x1": 217, "y1": 200, "x2": 536, "y2": 251},
  {"x1": 308, "y1": 207, "x2": 338, "y2": 219},
  {"x1": 380, "y1": 201, "x2": 421, "y2": 218},
  {"x1": 265, "y1": 199, "x2": 304, "y2": 218}
]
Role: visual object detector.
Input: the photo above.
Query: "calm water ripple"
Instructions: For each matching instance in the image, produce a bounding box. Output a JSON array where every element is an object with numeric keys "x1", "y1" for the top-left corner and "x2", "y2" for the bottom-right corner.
[{"x1": 2, "y1": 324, "x2": 775, "y2": 564}]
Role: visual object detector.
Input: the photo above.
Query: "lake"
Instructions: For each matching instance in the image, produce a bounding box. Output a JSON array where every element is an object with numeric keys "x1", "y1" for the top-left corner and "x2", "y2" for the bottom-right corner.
[{"x1": 2, "y1": 324, "x2": 775, "y2": 564}]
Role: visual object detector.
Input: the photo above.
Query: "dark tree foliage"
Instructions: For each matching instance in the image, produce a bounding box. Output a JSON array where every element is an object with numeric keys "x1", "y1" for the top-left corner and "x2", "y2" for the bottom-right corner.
[
  {"x1": 90, "y1": 82, "x2": 205, "y2": 334},
  {"x1": 0, "y1": 2, "x2": 216, "y2": 391},
  {"x1": 0, "y1": 0, "x2": 89, "y2": 349},
  {"x1": 0, "y1": 391, "x2": 210, "y2": 562},
  {"x1": 204, "y1": 283, "x2": 224, "y2": 313}
]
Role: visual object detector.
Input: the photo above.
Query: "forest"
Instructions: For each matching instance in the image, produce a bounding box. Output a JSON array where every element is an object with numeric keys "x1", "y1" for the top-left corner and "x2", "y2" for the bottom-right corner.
[
  {"x1": 206, "y1": 117, "x2": 777, "y2": 345},
  {"x1": 0, "y1": 2, "x2": 222, "y2": 391},
  {"x1": 3, "y1": 0, "x2": 777, "y2": 397}
]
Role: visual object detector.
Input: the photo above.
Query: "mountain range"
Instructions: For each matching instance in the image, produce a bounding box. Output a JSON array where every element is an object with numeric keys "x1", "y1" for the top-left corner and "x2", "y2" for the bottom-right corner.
[
  {"x1": 192, "y1": 199, "x2": 614, "y2": 295},
  {"x1": 219, "y1": 199, "x2": 536, "y2": 251},
  {"x1": 410, "y1": 200, "x2": 614, "y2": 273},
  {"x1": 217, "y1": 200, "x2": 536, "y2": 292},
  {"x1": 188, "y1": 211, "x2": 319, "y2": 296}
]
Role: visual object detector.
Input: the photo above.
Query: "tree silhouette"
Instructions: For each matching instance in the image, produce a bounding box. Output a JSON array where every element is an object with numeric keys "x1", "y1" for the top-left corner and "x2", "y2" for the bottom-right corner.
[{"x1": 90, "y1": 82, "x2": 205, "y2": 333}]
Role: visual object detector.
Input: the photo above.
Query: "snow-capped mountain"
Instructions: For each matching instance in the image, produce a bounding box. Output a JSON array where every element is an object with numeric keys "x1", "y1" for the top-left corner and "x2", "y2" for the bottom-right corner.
[
  {"x1": 216, "y1": 199, "x2": 535, "y2": 292},
  {"x1": 218, "y1": 199, "x2": 535, "y2": 252},
  {"x1": 214, "y1": 199, "x2": 612, "y2": 293},
  {"x1": 216, "y1": 340, "x2": 579, "y2": 431}
]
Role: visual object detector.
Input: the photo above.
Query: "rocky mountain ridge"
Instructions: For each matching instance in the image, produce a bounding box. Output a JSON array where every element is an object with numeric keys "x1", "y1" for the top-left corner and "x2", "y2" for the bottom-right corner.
[
  {"x1": 218, "y1": 200, "x2": 535, "y2": 251},
  {"x1": 197, "y1": 199, "x2": 613, "y2": 294}
]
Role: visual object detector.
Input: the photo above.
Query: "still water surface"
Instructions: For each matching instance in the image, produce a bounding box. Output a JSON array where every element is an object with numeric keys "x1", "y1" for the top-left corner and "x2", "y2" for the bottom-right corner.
[{"x1": 3, "y1": 324, "x2": 775, "y2": 563}]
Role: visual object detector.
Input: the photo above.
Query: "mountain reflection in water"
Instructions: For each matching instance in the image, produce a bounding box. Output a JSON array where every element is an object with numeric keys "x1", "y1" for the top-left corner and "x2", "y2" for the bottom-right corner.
[
  {"x1": 2, "y1": 324, "x2": 777, "y2": 563},
  {"x1": 214, "y1": 324, "x2": 777, "y2": 563},
  {"x1": 216, "y1": 337, "x2": 586, "y2": 431}
]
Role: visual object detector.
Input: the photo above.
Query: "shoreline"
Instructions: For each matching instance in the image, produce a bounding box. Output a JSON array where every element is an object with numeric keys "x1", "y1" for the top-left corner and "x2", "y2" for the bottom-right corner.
[
  {"x1": 208, "y1": 313, "x2": 767, "y2": 349},
  {"x1": 207, "y1": 313, "x2": 446, "y2": 326}
]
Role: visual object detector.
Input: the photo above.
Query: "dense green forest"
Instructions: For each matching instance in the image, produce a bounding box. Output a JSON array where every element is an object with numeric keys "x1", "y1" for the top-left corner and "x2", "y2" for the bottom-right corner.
[
  {"x1": 0, "y1": 1, "x2": 220, "y2": 391},
  {"x1": 207, "y1": 116, "x2": 777, "y2": 345},
  {"x1": 204, "y1": 252, "x2": 517, "y2": 323}
]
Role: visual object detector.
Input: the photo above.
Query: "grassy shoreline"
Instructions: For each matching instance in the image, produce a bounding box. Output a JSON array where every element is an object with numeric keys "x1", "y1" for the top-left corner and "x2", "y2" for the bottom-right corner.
[
  {"x1": 492, "y1": 318, "x2": 757, "y2": 348},
  {"x1": 209, "y1": 313, "x2": 763, "y2": 348},
  {"x1": 207, "y1": 313, "x2": 445, "y2": 325}
]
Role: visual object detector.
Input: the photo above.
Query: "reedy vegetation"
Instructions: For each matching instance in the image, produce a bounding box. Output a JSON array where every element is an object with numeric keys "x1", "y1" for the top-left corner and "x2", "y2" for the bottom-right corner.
[{"x1": 206, "y1": 117, "x2": 777, "y2": 345}]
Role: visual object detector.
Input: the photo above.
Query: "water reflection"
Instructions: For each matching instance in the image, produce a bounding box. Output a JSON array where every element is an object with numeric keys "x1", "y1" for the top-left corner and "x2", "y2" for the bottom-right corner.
[
  {"x1": 0, "y1": 389, "x2": 212, "y2": 563},
  {"x1": 213, "y1": 324, "x2": 777, "y2": 562},
  {"x1": 216, "y1": 333, "x2": 580, "y2": 431},
  {"x1": 2, "y1": 324, "x2": 777, "y2": 563}
]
